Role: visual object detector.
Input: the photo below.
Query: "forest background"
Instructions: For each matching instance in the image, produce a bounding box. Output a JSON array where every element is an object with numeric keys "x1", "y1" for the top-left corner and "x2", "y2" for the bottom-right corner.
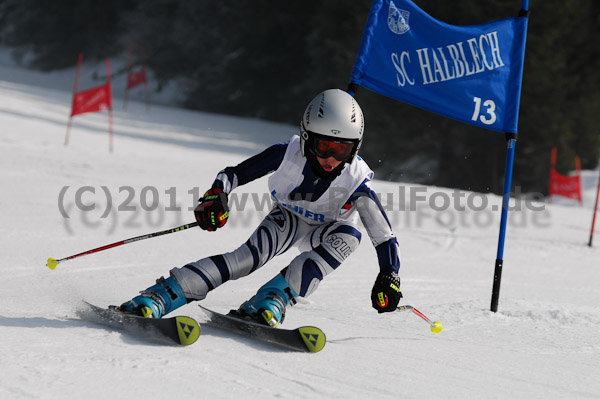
[{"x1": 1, "y1": 0, "x2": 598, "y2": 194}]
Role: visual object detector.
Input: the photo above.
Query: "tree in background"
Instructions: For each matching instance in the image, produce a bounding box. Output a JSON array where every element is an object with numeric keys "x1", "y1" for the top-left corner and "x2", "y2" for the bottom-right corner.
[{"x1": 0, "y1": 0, "x2": 132, "y2": 69}]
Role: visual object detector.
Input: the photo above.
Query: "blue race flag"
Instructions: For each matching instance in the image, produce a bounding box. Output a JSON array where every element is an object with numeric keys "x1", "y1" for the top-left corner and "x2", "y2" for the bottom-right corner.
[{"x1": 351, "y1": 0, "x2": 528, "y2": 133}]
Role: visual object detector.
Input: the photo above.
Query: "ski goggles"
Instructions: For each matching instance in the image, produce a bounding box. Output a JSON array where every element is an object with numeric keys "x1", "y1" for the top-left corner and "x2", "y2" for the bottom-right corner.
[{"x1": 311, "y1": 137, "x2": 355, "y2": 161}]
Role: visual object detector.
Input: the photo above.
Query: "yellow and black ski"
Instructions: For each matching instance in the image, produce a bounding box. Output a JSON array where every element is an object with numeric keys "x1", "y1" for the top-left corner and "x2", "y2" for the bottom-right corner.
[
  {"x1": 81, "y1": 302, "x2": 200, "y2": 346},
  {"x1": 199, "y1": 305, "x2": 325, "y2": 353}
]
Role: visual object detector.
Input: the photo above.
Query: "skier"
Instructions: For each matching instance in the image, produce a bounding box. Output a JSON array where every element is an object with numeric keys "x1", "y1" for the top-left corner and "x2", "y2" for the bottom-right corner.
[{"x1": 118, "y1": 89, "x2": 402, "y2": 327}]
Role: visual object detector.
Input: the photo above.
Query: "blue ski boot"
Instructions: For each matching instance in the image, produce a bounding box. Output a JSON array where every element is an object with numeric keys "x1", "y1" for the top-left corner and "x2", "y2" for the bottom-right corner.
[
  {"x1": 119, "y1": 276, "x2": 187, "y2": 319},
  {"x1": 234, "y1": 274, "x2": 298, "y2": 327}
]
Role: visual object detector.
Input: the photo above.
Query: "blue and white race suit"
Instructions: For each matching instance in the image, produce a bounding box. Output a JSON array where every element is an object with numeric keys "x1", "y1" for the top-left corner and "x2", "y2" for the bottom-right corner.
[{"x1": 171, "y1": 135, "x2": 400, "y2": 300}]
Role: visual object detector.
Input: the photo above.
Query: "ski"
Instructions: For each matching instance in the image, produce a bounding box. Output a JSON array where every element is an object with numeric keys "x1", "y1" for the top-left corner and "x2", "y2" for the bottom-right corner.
[
  {"x1": 199, "y1": 305, "x2": 325, "y2": 353},
  {"x1": 80, "y1": 302, "x2": 200, "y2": 346}
]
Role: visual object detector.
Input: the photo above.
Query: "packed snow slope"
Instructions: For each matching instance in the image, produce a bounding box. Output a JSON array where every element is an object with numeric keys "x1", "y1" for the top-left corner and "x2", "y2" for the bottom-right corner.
[{"x1": 1, "y1": 60, "x2": 599, "y2": 399}]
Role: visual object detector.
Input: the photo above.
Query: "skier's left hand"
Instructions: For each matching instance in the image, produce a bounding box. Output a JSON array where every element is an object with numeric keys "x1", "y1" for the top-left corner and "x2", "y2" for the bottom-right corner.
[
  {"x1": 194, "y1": 188, "x2": 229, "y2": 231},
  {"x1": 371, "y1": 271, "x2": 402, "y2": 313}
]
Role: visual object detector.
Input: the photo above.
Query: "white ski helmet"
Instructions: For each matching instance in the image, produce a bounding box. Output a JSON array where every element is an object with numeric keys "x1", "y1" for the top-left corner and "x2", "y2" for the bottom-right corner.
[{"x1": 300, "y1": 89, "x2": 364, "y2": 167}]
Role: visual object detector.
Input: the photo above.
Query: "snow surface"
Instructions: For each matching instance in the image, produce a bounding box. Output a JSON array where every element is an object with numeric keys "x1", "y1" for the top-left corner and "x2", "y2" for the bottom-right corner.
[{"x1": 1, "y1": 58, "x2": 600, "y2": 399}]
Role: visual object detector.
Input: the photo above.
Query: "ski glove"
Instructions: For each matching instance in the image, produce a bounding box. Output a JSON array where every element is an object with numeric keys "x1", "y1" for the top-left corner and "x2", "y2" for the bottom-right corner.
[
  {"x1": 371, "y1": 271, "x2": 402, "y2": 313},
  {"x1": 194, "y1": 188, "x2": 229, "y2": 231}
]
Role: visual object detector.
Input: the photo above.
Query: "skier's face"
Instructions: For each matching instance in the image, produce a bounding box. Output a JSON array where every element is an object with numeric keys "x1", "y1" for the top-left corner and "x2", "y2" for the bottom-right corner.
[{"x1": 316, "y1": 156, "x2": 342, "y2": 173}]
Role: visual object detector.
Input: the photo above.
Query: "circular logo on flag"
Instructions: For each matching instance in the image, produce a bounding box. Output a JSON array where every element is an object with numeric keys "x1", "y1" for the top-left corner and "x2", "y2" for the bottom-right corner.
[{"x1": 388, "y1": 1, "x2": 410, "y2": 35}]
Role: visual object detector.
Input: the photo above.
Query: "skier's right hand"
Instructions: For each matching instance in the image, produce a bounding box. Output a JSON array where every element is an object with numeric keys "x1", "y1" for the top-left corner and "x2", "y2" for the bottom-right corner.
[{"x1": 194, "y1": 188, "x2": 229, "y2": 231}]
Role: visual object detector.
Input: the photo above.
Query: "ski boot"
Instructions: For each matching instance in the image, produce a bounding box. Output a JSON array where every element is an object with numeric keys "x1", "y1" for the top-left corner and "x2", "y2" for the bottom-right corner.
[
  {"x1": 118, "y1": 276, "x2": 187, "y2": 319},
  {"x1": 232, "y1": 274, "x2": 298, "y2": 327}
]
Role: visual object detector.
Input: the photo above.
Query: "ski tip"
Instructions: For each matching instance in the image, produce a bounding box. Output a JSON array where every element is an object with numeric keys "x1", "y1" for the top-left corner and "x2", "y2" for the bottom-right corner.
[
  {"x1": 175, "y1": 316, "x2": 201, "y2": 346},
  {"x1": 198, "y1": 305, "x2": 210, "y2": 314},
  {"x1": 298, "y1": 326, "x2": 326, "y2": 353}
]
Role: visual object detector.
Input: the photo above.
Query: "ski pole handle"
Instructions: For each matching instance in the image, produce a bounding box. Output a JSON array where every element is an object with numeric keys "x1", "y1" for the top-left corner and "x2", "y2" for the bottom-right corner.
[
  {"x1": 396, "y1": 305, "x2": 443, "y2": 333},
  {"x1": 46, "y1": 222, "x2": 198, "y2": 270}
]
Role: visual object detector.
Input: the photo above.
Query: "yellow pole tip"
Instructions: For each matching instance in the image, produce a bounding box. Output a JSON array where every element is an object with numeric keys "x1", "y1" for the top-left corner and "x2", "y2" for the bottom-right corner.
[
  {"x1": 430, "y1": 321, "x2": 443, "y2": 334},
  {"x1": 47, "y1": 258, "x2": 58, "y2": 270}
]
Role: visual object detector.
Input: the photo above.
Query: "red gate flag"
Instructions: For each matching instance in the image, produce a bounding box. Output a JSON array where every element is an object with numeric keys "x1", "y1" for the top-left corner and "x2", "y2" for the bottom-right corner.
[
  {"x1": 123, "y1": 43, "x2": 150, "y2": 111},
  {"x1": 548, "y1": 147, "x2": 582, "y2": 204},
  {"x1": 549, "y1": 169, "x2": 582, "y2": 202},
  {"x1": 589, "y1": 171, "x2": 600, "y2": 246},
  {"x1": 126, "y1": 69, "x2": 147, "y2": 89},
  {"x1": 65, "y1": 54, "x2": 114, "y2": 152},
  {"x1": 71, "y1": 83, "x2": 112, "y2": 116}
]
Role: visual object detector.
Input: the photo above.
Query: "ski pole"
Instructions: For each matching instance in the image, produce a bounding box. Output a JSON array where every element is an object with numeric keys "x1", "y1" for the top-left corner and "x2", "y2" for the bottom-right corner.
[
  {"x1": 396, "y1": 305, "x2": 443, "y2": 333},
  {"x1": 46, "y1": 222, "x2": 198, "y2": 270}
]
